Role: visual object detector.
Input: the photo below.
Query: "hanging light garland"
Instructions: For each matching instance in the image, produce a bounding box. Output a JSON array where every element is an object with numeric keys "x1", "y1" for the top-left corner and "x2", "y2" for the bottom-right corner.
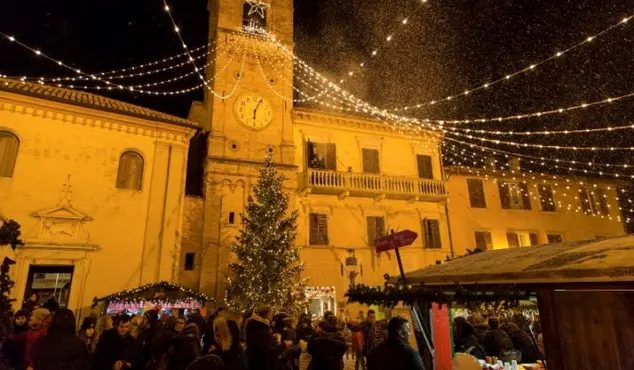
[{"x1": 91, "y1": 281, "x2": 213, "y2": 307}]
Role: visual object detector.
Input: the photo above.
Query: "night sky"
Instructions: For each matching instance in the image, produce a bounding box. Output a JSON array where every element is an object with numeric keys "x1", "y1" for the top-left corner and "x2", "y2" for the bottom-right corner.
[{"x1": 2, "y1": 0, "x2": 634, "y2": 168}]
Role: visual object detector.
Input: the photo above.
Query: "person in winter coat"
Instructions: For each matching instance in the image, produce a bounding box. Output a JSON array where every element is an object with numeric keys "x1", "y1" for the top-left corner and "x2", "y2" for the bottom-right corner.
[
  {"x1": 366, "y1": 317, "x2": 424, "y2": 370},
  {"x1": 307, "y1": 321, "x2": 348, "y2": 370},
  {"x1": 137, "y1": 309, "x2": 163, "y2": 369},
  {"x1": 349, "y1": 320, "x2": 365, "y2": 370},
  {"x1": 295, "y1": 316, "x2": 315, "y2": 344},
  {"x1": 347, "y1": 309, "x2": 378, "y2": 358},
  {"x1": 276, "y1": 325, "x2": 301, "y2": 370},
  {"x1": 453, "y1": 317, "x2": 486, "y2": 360},
  {"x1": 6, "y1": 309, "x2": 29, "y2": 369},
  {"x1": 482, "y1": 318, "x2": 512, "y2": 358},
  {"x1": 31, "y1": 308, "x2": 90, "y2": 370},
  {"x1": 245, "y1": 306, "x2": 279, "y2": 370},
  {"x1": 92, "y1": 315, "x2": 140, "y2": 370},
  {"x1": 146, "y1": 316, "x2": 182, "y2": 370},
  {"x1": 78, "y1": 316, "x2": 98, "y2": 354},
  {"x1": 167, "y1": 323, "x2": 201, "y2": 370},
  {"x1": 22, "y1": 294, "x2": 39, "y2": 313},
  {"x1": 500, "y1": 323, "x2": 539, "y2": 363},
  {"x1": 185, "y1": 354, "x2": 225, "y2": 370},
  {"x1": 209, "y1": 318, "x2": 247, "y2": 370},
  {"x1": 203, "y1": 308, "x2": 225, "y2": 354},
  {"x1": 23, "y1": 308, "x2": 51, "y2": 369}
]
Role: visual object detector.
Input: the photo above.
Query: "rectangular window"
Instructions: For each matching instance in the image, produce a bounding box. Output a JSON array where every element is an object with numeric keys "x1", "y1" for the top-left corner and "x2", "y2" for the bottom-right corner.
[
  {"x1": 309, "y1": 213, "x2": 329, "y2": 245},
  {"x1": 362, "y1": 149, "x2": 380, "y2": 174},
  {"x1": 579, "y1": 188, "x2": 609, "y2": 216},
  {"x1": 184, "y1": 253, "x2": 196, "y2": 271},
  {"x1": 467, "y1": 179, "x2": 487, "y2": 208},
  {"x1": 228, "y1": 212, "x2": 236, "y2": 225},
  {"x1": 307, "y1": 142, "x2": 337, "y2": 171},
  {"x1": 546, "y1": 234, "x2": 564, "y2": 244},
  {"x1": 498, "y1": 182, "x2": 531, "y2": 210},
  {"x1": 366, "y1": 216, "x2": 386, "y2": 245},
  {"x1": 242, "y1": 1, "x2": 267, "y2": 32},
  {"x1": 538, "y1": 184, "x2": 557, "y2": 212},
  {"x1": 506, "y1": 231, "x2": 538, "y2": 248},
  {"x1": 416, "y1": 155, "x2": 434, "y2": 179},
  {"x1": 474, "y1": 231, "x2": 493, "y2": 250},
  {"x1": 422, "y1": 219, "x2": 442, "y2": 249}
]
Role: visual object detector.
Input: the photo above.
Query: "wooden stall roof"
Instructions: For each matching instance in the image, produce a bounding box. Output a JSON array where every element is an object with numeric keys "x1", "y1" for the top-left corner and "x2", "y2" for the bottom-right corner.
[{"x1": 402, "y1": 235, "x2": 634, "y2": 286}]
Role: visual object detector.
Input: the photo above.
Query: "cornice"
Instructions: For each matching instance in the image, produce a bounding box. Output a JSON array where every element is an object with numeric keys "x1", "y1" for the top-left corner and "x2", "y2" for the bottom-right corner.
[
  {"x1": 0, "y1": 95, "x2": 197, "y2": 145},
  {"x1": 292, "y1": 108, "x2": 440, "y2": 141}
]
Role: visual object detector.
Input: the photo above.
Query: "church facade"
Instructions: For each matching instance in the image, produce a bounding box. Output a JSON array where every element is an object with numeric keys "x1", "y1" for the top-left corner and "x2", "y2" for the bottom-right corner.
[{"x1": 0, "y1": 78, "x2": 197, "y2": 312}]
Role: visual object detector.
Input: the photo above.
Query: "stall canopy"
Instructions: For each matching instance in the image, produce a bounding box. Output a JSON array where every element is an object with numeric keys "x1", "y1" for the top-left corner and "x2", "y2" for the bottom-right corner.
[
  {"x1": 92, "y1": 281, "x2": 213, "y2": 311},
  {"x1": 399, "y1": 235, "x2": 634, "y2": 286}
]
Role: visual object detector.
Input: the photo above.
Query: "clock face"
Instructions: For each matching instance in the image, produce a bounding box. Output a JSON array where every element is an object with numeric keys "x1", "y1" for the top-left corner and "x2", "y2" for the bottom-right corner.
[{"x1": 233, "y1": 93, "x2": 274, "y2": 129}]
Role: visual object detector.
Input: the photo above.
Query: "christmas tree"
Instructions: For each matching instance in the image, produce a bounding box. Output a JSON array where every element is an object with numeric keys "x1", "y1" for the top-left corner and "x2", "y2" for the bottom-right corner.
[
  {"x1": 226, "y1": 152, "x2": 307, "y2": 314},
  {"x1": 0, "y1": 219, "x2": 22, "y2": 350}
]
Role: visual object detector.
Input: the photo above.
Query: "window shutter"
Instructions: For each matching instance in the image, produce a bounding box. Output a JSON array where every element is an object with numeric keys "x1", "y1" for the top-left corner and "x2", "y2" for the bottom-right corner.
[
  {"x1": 467, "y1": 179, "x2": 486, "y2": 208},
  {"x1": 116, "y1": 152, "x2": 144, "y2": 191},
  {"x1": 519, "y1": 183, "x2": 532, "y2": 210},
  {"x1": 0, "y1": 132, "x2": 19, "y2": 178},
  {"x1": 598, "y1": 189, "x2": 610, "y2": 215},
  {"x1": 498, "y1": 182, "x2": 511, "y2": 209},
  {"x1": 325, "y1": 143, "x2": 337, "y2": 171},
  {"x1": 306, "y1": 141, "x2": 315, "y2": 168},
  {"x1": 422, "y1": 219, "x2": 441, "y2": 249},
  {"x1": 318, "y1": 214, "x2": 329, "y2": 244},
  {"x1": 366, "y1": 217, "x2": 377, "y2": 245},
  {"x1": 362, "y1": 149, "x2": 380, "y2": 174},
  {"x1": 376, "y1": 217, "x2": 386, "y2": 237},
  {"x1": 474, "y1": 231, "x2": 491, "y2": 250},
  {"x1": 309, "y1": 214, "x2": 319, "y2": 245},
  {"x1": 506, "y1": 232, "x2": 519, "y2": 248},
  {"x1": 579, "y1": 189, "x2": 591, "y2": 215},
  {"x1": 416, "y1": 155, "x2": 433, "y2": 179},
  {"x1": 529, "y1": 233, "x2": 539, "y2": 246}
]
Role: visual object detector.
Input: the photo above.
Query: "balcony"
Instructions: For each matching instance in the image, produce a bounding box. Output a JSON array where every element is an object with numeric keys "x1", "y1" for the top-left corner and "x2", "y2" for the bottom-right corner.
[{"x1": 299, "y1": 169, "x2": 448, "y2": 202}]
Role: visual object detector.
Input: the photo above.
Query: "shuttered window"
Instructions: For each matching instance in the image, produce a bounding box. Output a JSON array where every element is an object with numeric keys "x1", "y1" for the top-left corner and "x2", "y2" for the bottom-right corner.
[
  {"x1": 309, "y1": 213, "x2": 329, "y2": 245},
  {"x1": 538, "y1": 184, "x2": 557, "y2": 212},
  {"x1": 507, "y1": 231, "x2": 538, "y2": 248},
  {"x1": 474, "y1": 231, "x2": 492, "y2": 250},
  {"x1": 422, "y1": 219, "x2": 441, "y2": 249},
  {"x1": 366, "y1": 216, "x2": 386, "y2": 246},
  {"x1": 362, "y1": 149, "x2": 380, "y2": 174},
  {"x1": 467, "y1": 179, "x2": 486, "y2": 208},
  {"x1": 307, "y1": 141, "x2": 337, "y2": 170},
  {"x1": 0, "y1": 131, "x2": 19, "y2": 178},
  {"x1": 416, "y1": 155, "x2": 433, "y2": 179},
  {"x1": 579, "y1": 188, "x2": 609, "y2": 216},
  {"x1": 498, "y1": 182, "x2": 531, "y2": 210},
  {"x1": 116, "y1": 151, "x2": 144, "y2": 191}
]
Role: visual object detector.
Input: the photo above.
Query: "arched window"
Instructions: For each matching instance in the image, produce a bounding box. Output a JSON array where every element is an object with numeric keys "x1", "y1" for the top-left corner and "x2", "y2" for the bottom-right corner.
[
  {"x1": 0, "y1": 131, "x2": 19, "y2": 178},
  {"x1": 116, "y1": 151, "x2": 144, "y2": 190}
]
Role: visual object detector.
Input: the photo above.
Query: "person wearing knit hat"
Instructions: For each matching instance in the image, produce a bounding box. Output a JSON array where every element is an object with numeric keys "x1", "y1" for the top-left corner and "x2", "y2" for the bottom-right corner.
[{"x1": 78, "y1": 316, "x2": 97, "y2": 353}]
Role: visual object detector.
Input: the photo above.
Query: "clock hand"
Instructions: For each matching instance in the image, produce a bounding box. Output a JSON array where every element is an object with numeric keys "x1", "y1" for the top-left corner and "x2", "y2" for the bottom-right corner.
[{"x1": 253, "y1": 99, "x2": 263, "y2": 119}]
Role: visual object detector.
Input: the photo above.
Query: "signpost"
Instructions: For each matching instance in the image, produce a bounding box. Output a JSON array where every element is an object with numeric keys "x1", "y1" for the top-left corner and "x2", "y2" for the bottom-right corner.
[{"x1": 374, "y1": 229, "x2": 435, "y2": 364}]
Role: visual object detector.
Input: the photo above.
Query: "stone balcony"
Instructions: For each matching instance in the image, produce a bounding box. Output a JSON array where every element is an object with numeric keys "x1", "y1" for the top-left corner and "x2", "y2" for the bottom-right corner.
[{"x1": 299, "y1": 169, "x2": 448, "y2": 202}]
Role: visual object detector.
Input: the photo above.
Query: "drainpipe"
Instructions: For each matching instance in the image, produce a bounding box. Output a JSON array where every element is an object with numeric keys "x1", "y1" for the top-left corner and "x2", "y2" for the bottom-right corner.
[
  {"x1": 213, "y1": 196, "x2": 223, "y2": 306},
  {"x1": 438, "y1": 144, "x2": 455, "y2": 258},
  {"x1": 156, "y1": 146, "x2": 173, "y2": 281}
]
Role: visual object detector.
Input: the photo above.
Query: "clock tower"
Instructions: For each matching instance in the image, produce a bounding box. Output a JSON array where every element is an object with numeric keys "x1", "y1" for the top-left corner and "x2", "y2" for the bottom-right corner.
[{"x1": 190, "y1": 0, "x2": 297, "y2": 301}]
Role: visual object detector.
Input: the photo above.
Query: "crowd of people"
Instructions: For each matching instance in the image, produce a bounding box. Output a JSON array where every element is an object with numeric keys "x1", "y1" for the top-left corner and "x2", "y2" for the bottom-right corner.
[
  {"x1": 1, "y1": 296, "x2": 425, "y2": 370},
  {"x1": 452, "y1": 312, "x2": 543, "y2": 364}
]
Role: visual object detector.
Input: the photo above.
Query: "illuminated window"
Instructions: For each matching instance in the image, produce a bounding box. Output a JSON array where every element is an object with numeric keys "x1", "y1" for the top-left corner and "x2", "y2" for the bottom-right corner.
[
  {"x1": 499, "y1": 182, "x2": 531, "y2": 210},
  {"x1": 579, "y1": 188, "x2": 609, "y2": 216},
  {"x1": 507, "y1": 231, "x2": 538, "y2": 248},
  {"x1": 242, "y1": 0, "x2": 267, "y2": 33},
  {"x1": 0, "y1": 131, "x2": 19, "y2": 178},
  {"x1": 116, "y1": 151, "x2": 144, "y2": 190}
]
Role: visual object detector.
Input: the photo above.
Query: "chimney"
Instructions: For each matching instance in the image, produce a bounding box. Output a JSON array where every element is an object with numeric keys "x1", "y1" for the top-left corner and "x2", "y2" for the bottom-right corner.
[{"x1": 508, "y1": 158, "x2": 521, "y2": 172}]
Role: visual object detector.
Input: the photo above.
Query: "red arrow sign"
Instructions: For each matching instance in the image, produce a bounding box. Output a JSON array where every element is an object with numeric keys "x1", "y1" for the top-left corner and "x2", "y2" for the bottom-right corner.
[{"x1": 374, "y1": 230, "x2": 418, "y2": 253}]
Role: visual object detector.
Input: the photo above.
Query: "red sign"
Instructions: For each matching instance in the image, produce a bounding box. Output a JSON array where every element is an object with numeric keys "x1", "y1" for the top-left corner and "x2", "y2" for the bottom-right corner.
[{"x1": 374, "y1": 230, "x2": 418, "y2": 253}]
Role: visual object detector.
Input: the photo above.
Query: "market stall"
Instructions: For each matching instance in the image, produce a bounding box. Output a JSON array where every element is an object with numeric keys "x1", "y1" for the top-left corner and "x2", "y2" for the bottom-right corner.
[
  {"x1": 92, "y1": 281, "x2": 212, "y2": 316},
  {"x1": 347, "y1": 235, "x2": 634, "y2": 370}
]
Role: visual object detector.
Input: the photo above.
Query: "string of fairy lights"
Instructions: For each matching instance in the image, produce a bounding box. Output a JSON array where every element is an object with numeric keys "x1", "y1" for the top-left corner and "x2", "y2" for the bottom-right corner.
[{"x1": 2, "y1": 2, "x2": 634, "y2": 225}]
